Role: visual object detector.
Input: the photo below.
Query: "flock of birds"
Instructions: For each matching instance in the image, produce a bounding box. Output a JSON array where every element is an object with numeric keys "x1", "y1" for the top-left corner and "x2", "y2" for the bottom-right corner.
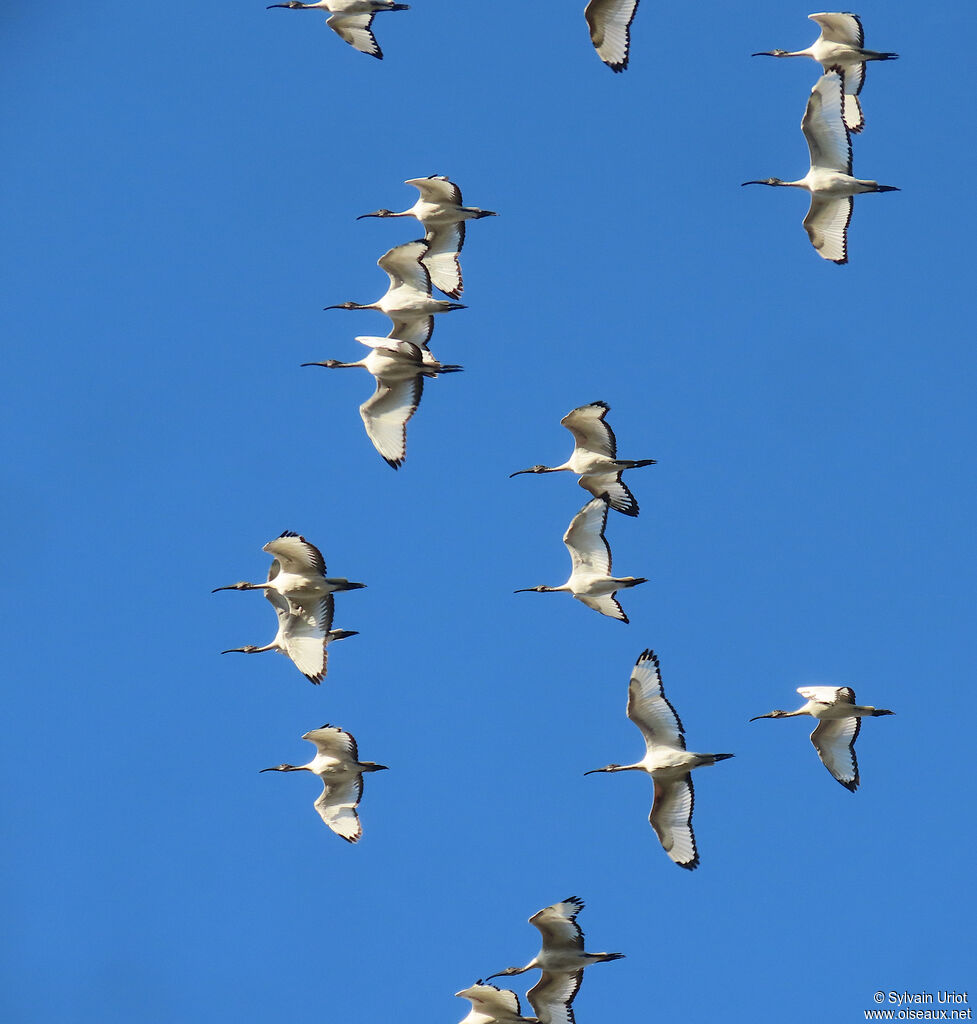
[
  {"x1": 307, "y1": 175, "x2": 495, "y2": 467},
  {"x1": 265, "y1": 0, "x2": 642, "y2": 71},
  {"x1": 743, "y1": 13, "x2": 899, "y2": 262},
  {"x1": 511, "y1": 402, "x2": 654, "y2": 623},
  {"x1": 207, "y1": 11, "x2": 902, "y2": 1021}
]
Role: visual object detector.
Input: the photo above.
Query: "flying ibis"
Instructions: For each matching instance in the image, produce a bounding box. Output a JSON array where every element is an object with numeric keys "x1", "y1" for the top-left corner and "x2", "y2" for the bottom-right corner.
[
  {"x1": 266, "y1": 0, "x2": 409, "y2": 60},
  {"x1": 221, "y1": 586, "x2": 357, "y2": 684},
  {"x1": 585, "y1": 649, "x2": 734, "y2": 870},
  {"x1": 510, "y1": 401, "x2": 656, "y2": 517},
  {"x1": 750, "y1": 685, "x2": 894, "y2": 791},
  {"x1": 261, "y1": 725, "x2": 387, "y2": 841},
  {"x1": 742, "y1": 68, "x2": 898, "y2": 263},
  {"x1": 753, "y1": 12, "x2": 898, "y2": 133},
  {"x1": 357, "y1": 176, "x2": 497, "y2": 298},
  {"x1": 325, "y1": 239, "x2": 466, "y2": 339},
  {"x1": 515, "y1": 497, "x2": 646, "y2": 622},
  {"x1": 303, "y1": 335, "x2": 462, "y2": 468},
  {"x1": 486, "y1": 897, "x2": 623, "y2": 1024}
]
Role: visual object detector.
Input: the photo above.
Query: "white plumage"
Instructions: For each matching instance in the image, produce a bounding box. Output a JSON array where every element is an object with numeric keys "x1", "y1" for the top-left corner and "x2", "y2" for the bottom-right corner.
[
  {"x1": 260, "y1": 725, "x2": 388, "y2": 842},
  {"x1": 753, "y1": 12, "x2": 898, "y2": 132},
  {"x1": 357, "y1": 176, "x2": 497, "y2": 298},
  {"x1": 455, "y1": 983, "x2": 534, "y2": 1024},
  {"x1": 325, "y1": 239, "x2": 467, "y2": 338},
  {"x1": 742, "y1": 69, "x2": 899, "y2": 263},
  {"x1": 751, "y1": 685, "x2": 894, "y2": 791},
  {"x1": 584, "y1": 0, "x2": 640, "y2": 72},
  {"x1": 485, "y1": 897, "x2": 624, "y2": 1024},
  {"x1": 302, "y1": 335, "x2": 461, "y2": 468},
  {"x1": 510, "y1": 401, "x2": 656, "y2": 516},
  {"x1": 266, "y1": 0, "x2": 409, "y2": 59},
  {"x1": 585, "y1": 650, "x2": 734, "y2": 870},
  {"x1": 515, "y1": 497, "x2": 647, "y2": 621},
  {"x1": 220, "y1": 587, "x2": 356, "y2": 684}
]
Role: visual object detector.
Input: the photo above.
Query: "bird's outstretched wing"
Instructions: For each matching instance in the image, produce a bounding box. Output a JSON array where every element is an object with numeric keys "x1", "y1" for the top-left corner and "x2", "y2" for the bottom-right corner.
[
  {"x1": 406, "y1": 174, "x2": 464, "y2": 206},
  {"x1": 360, "y1": 376, "x2": 423, "y2": 468},
  {"x1": 563, "y1": 498, "x2": 612, "y2": 576},
  {"x1": 582, "y1": 470, "x2": 638, "y2": 516},
  {"x1": 811, "y1": 717, "x2": 861, "y2": 791},
  {"x1": 302, "y1": 724, "x2": 359, "y2": 761},
  {"x1": 576, "y1": 592, "x2": 628, "y2": 622},
  {"x1": 529, "y1": 897, "x2": 585, "y2": 951},
  {"x1": 584, "y1": 0, "x2": 640, "y2": 72},
  {"x1": 423, "y1": 221, "x2": 465, "y2": 298},
  {"x1": 561, "y1": 401, "x2": 616, "y2": 458},
  {"x1": 650, "y1": 775, "x2": 698, "y2": 869},
  {"x1": 263, "y1": 531, "x2": 327, "y2": 575},
  {"x1": 281, "y1": 596, "x2": 333, "y2": 682},
  {"x1": 797, "y1": 685, "x2": 856, "y2": 705},
  {"x1": 456, "y1": 982, "x2": 528, "y2": 1024},
  {"x1": 378, "y1": 239, "x2": 432, "y2": 293},
  {"x1": 803, "y1": 193, "x2": 852, "y2": 264},
  {"x1": 314, "y1": 772, "x2": 365, "y2": 841},
  {"x1": 841, "y1": 62, "x2": 866, "y2": 133},
  {"x1": 802, "y1": 70, "x2": 852, "y2": 174},
  {"x1": 809, "y1": 12, "x2": 863, "y2": 47},
  {"x1": 626, "y1": 649, "x2": 687, "y2": 751},
  {"x1": 386, "y1": 314, "x2": 434, "y2": 349},
  {"x1": 326, "y1": 12, "x2": 382, "y2": 58},
  {"x1": 527, "y1": 970, "x2": 581, "y2": 1024}
]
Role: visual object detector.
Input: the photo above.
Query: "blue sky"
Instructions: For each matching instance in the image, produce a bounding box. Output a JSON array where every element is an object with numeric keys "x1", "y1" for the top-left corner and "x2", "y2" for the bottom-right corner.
[{"x1": 2, "y1": 1, "x2": 974, "y2": 1022}]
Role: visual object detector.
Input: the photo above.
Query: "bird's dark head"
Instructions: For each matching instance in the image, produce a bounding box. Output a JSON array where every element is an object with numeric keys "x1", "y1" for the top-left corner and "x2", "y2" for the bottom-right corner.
[
  {"x1": 484, "y1": 968, "x2": 519, "y2": 981},
  {"x1": 741, "y1": 178, "x2": 784, "y2": 187},
  {"x1": 356, "y1": 209, "x2": 397, "y2": 220},
  {"x1": 267, "y1": 2, "x2": 305, "y2": 8},
  {"x1": 749, "y1": 710, "x2": 788, "y2": 721},
  {"x1": 323, "y1": 301, "x2": 359, "y2": 311},
  {"x1": 259, "y1": 763, "x2": 299, "y2": 772},
  {"x1": 514, "y1": 585, "x2": 551, "y2": 593},
  {"x1": 212, "y1": 581, "x2": 252, "y2": 592},
  {"x1": 751, "y1": 49, "x2": 789, "y2": 57},
  {"x1": 221, "y1": 645, "x2": 260, "y2": 654},
  {"x1": 509, "y1": 465, "x2": 547, "y2": 477},
  {"x1": 584, "y1": 764, "x2": 621, "y2": 775},
  {"x1": 301, "y1": 359, "x2": 343, "y2": 368}
]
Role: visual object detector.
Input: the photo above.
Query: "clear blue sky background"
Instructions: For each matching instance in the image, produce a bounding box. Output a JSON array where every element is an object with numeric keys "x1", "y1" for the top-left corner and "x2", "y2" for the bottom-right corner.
[{"x1": 2, "y1": 2, "x2": 974, "y2": 1021}]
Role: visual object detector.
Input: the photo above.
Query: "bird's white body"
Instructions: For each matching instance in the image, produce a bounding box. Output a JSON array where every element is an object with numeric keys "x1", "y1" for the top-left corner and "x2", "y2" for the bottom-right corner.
[
  {"x1": 325, "y1": 239, "x2": 466, "y2": 336},
  {"x1": 261, "y1": 725, "x2": 387, "y2": 842},
  {"x1": 511, "y1": 401, "x2": 655, "y2": 516},
  {"x1": 357, "y1": 177, "x2": 497, "y2": 299},
  {"x1": 516, "y1": 497, "x2": 647, "y2": 621},
  {"x1": 751, "y1": 685, "x2": 894, "y2": 791},
  {"x1": 303, "y1": 335, "x2": 461, "y2": 469},
  {"x1": 742, "y1": 70, "x2": 898, "y2": 263},
  {"x1": 584, "y1": 0, "x2": 640, "y2": 72},
  {"x1": 753, "y1": 13, "x2": 898, "y2": 132},
  {"x1": 586, "y1": 650, "x2": 733, "y2": 870},
  {"x1": 266, "y1": 0, "x2": 408, "y2": 59},
  {"x1": 486, "y1": 897, "x2": 624, "y2": 1024}
]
